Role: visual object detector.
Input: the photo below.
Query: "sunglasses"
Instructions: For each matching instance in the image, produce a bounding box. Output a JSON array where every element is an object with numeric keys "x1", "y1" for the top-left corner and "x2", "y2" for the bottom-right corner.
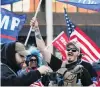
[
  {"x1": 67, "y1": 48, "x2": 78, "y2": 52},
  {"x1": 30, "y1": 59, "x2": 37, "y2": 62}
]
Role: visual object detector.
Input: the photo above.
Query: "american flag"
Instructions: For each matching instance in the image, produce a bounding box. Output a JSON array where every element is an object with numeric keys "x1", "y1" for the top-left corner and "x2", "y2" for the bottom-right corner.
[
  {"x1": 30, "y1": 80, "x2": 44, "y2": 87},
  {"x1": 64, "y1": 8, "x2": 100, "y2": 64}
]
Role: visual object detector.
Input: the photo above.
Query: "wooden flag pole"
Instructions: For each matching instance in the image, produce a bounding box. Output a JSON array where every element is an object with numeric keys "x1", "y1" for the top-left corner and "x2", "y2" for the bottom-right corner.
[{"x1": 24, "y1": 0, "x2": 43, "y2": 46}]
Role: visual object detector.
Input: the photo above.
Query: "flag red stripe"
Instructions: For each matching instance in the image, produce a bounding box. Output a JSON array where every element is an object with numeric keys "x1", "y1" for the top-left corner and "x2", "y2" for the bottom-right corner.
[
  {"x1": 75, "y1": 29, "x2": 100, "y2": 58},
  {"x1": 0, "y1": 34, "x2": 16, "y2": 41},
  {"x1": 74, "y1": 28, "x2": 100, "y2": 57},
  {"x1": 82, "y1": 52, "x2": 94, "y2": 64},
  {"x1": 70, "y1": 29, "x2": 100, "y2": 60},
  {"x1": 33, "y1": 81, "x2": 43, "y2": 86},
  {"x1": 76, "y1": 27, "x2": 100, "y2": 53},
  {"x1": 82, "y1": 58, "x2": 89, "y2": 63},
  {"x1": 82, "y1": 51, "x2": 94, "y2": 63},
  {"x1": 81, "y1": 49, "x2": 94, "y2": 63},
  {"x1": 77, "y1": 37, "x2": 99, "y2": 60}
]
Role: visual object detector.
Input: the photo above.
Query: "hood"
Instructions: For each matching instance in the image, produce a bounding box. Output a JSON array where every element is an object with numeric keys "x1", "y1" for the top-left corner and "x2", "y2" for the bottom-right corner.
[{"x1": 1, "y1": 42, "x2": 20, "y2": 73}]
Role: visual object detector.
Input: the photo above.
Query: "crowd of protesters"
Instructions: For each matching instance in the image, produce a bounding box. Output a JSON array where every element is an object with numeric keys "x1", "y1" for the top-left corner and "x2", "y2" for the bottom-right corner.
[
  {"x1": 1, "y1": 18, "x2": 100, "y2": 86},
  {"x1": 1, "y1": 41, "x2": 52, "y2": 86}
]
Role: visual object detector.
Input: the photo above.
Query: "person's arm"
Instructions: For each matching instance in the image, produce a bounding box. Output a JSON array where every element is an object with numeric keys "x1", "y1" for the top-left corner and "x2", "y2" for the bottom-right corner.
[
  {"x1": 34, "y1": 27, "x2": 62, "y2": 71},
  {"x1": 2, "y1": 70, "x2": 41, "y2": 86},
  {"x1": 1, "y1": 64, "x2": 41, "y2": 86},
  {"x1": 1, "y1": 64, "x2": 51, "y2": 86},
  {"x1": 30, "y1": 18, "x2": 62, "y2": 71},
  {"x1": 30, "y1": 18, "x2": 51, "y2": 64}
]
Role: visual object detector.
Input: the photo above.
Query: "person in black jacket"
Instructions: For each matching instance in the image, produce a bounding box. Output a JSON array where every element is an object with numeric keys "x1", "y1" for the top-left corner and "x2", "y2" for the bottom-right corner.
[
  {"x1": 1, "y1": 41, "x2": 52, "y2": 86},
  {"x1": 77, "y1": 51, "x2": 97, "y2": 79},
  {"x1": 30, "y1": 18, "x2": 97, "y2": 86}
]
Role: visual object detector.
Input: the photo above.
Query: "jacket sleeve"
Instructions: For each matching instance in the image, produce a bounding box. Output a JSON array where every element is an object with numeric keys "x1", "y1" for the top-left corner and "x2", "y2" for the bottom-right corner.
[
  {"x1": 81, "y1": 61, "x2": 98, "y2": 78},
  {"x1": 88, "y1": 64, "x2": 98, "y2": 78},
  {"x1": 1, "y1": 65, "x2": 41, "y2": 86},
  {"x1": 81, "y1": 68, "x2": 93, "y2": 86},
  {"x1": 48, "y1": 54, "x2": 62, "y2": 71}
]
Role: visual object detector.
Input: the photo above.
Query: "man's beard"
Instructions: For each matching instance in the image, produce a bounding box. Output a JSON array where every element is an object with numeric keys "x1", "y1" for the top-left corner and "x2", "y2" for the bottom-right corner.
[
  {"x1": 68, "y1": 58, "x2": 78, "y2": 64},
  {"x1": 68, "y1": 60, "x2": 73, "y2": 63}
]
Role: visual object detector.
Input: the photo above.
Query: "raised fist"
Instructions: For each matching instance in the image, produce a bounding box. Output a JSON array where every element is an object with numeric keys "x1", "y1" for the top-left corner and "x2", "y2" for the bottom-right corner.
[{"x1": 30, "y1": 17, "x2": 39, "y2": 29}]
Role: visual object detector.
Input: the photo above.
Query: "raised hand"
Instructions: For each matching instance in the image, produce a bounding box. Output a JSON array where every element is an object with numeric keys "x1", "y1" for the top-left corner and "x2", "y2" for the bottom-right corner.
[{"x1": 30, "y1": 17, "x2": 39, "y2": 31}]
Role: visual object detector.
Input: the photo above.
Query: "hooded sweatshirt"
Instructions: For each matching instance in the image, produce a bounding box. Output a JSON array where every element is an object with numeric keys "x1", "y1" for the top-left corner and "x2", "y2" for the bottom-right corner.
[
  {"x1": 1, "y1": 42, "x2": 41, "y2": 86},
  {"x1": 1, "y1": 42, "x2": 20, "y2": 73}
]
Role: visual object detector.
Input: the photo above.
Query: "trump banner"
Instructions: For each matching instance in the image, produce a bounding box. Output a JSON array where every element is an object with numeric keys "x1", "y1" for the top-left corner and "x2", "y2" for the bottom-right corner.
[
  {"x1": 57, "y1": 0, "x2": 100, "y2": 11},
  {"x1": 52, "y1": 31, "x2": 69, "y2": 61},
  {"x1": 0, "y1": 8, "x2": 26, "y2": 44}
]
